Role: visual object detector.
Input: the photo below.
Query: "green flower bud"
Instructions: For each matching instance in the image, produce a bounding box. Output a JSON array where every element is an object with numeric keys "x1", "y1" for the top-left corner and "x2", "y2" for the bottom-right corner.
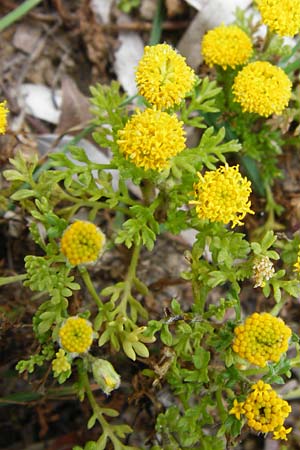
[{"x1": 92, "y1": 359, "x2": 121, "y2": 395}]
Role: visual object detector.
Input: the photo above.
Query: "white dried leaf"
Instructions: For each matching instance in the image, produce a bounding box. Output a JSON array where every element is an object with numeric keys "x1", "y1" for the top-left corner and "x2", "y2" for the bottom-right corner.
[
  {"x1": 114, "y1": 30, "x2": 144, "y2": 96},
  {"x1": 183, "y1": 0, "x2": 251, "y2": 15},
  {"x1": 19, "y1": 84, "x2": 62, "y2": 124},
  {"x1": 90, "y1": 0, "x2": 114, "y2": 24}
]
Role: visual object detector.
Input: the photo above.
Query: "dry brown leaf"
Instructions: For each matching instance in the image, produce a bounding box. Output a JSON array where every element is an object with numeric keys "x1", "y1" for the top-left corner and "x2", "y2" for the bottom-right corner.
[
  {"x1": 78, "y1": 1, "x2": 110, "y2": 81},
  {"x1": 55, "y1": 76, "x2": 92, "y2": 136},
  {"x1": 165, "y1": 0, "x2": 186, "y2": 17}
]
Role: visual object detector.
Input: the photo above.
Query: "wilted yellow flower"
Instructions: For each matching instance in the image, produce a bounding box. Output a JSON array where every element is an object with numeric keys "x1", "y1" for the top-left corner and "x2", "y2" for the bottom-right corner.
[
  {"x1": 273, "y1": 426, "x2": 292, "y2": 441},
  {"x1": 61, "y1": 221, "x2": 105, "y2": 266},
  {"x1": 257, "y1": 0, "x2": 300, "y2": 37},
  {"x1": 190, "y1": 165, "x2": 254, "y2": 228},
  {"x1": 92, "y1": 358, "x2": 121, "y2": 395},
  {"x1": 202, "y1": 24, "x2": 253, "y2": 69},
  {"x1": 52, "y1": 349, "x2": 71, "y2": 376},
  {"x1": 233, "y1": 61, "x2": 292, "y2": 116},
  {"x1": 232, "y1": 312, "x2": 292, "y2": 367},
  {"x1": 59, "y1": 316, "x2": 94, "y2": 354},
  {"x1": 253, "y1": 255, "x2": 275, "y2": 287},
  {"x1": 243, "y1": 381, "x2": 291, "y2": 436},
  {"x1": 117, "y1": 108, "x2": 186, "y2": 171},
  {"x1": 0, "y1": 101, "x2": 8, "y2": 134},
  {"x1": 136, "y1": 43, "x2": 195, "y2": 109}
]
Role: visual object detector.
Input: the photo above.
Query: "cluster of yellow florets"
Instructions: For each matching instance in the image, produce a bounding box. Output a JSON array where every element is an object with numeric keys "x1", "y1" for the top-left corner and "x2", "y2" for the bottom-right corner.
[
  {"x1": 201, "y1": 24, "x2": 253, "y2": 69},
  {"x1": 117, "y1": 108, "x2": 186, "y2": 171},
  {"x1": 190, "y1": 165, "x2": 253, "y2": 228},
  {"x1": 0, "y1": 101, "x2": 8, "y2": 135},
  {"x1": 253, "y1": 255, "x2": 275, "y2": 287},
  {"x1": 135, "y1": 43, "x2": 195, "y2": 110},
  {"x1": 52, "y1": 349, "x2": 71, "y2": 376},
  {"x1": 257, "y1": 0, "x2": 300, "y2": 37},
  {"x1": 232, "y1": 61, "x2": 292, "y2": 117},
  {"x1": 60, "y1": 221, "x2": 105, "y2": 266},
  {"x1": 59, "y1": 316, "x2": 94, "y2": 354},
  {"x1": 232, "y1": 312, "x2": 292, "y2": 367},
  {"x1": 230, "y1": 380, "x2": 292, "y2": 440}
]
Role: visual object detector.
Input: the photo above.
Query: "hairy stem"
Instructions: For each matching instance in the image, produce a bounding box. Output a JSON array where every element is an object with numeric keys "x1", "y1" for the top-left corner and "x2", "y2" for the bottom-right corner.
[
  {"x1": 117, "y1": 243, "x2": 142, "y2": 315},
  {"x1": 79, "y1": 266, "x2": 103, "y2": 309}
]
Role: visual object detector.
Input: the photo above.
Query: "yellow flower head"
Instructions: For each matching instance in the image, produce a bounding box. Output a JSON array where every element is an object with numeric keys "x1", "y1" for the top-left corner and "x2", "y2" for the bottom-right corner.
[
  {"x1": 52, "y1": 349, "x2": 71, "y2": 376},
  {"x1": 243, "y1": 381, "x2": 292, "y2": 435},
  {"x1": 232, "y1": 312, "x2": 292, "y2": 367},
  {"x1": 201, "y1": 24, "x2": 253, "y2": 69},
  {"x1": 61, "y1": 221, "x2": 105, "y2": 266},
  {"x1": 136, "y1": 43, "x2": 195, "y2": 110},
  {"x1": 190, "y1": 165, "x2": 254, "y2": 228},
  {"x1": 0, "y1": 101, "x2": 8, "y2": 135},
  {"x1": 59, "y1": 316, "x2": 94, "y2": 354},
  {"x1": 117, "y1": 108, "x2": 186, "y2": 171},
  {"x1": 233, "y1": 61, "x2": 292, "y2": 117},
  {"x1": 257, "y1": 0, "x2": 300, "y2": 37},
  {"x1": 253, "y1": 255, "x2": 275, "y2": 288}
]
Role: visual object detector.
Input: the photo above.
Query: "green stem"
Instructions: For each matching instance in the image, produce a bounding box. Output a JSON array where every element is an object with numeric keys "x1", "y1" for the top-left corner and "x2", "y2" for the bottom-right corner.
[
  {"x1": 262, "y1": 27, "x2": 272, "y2": 53},
  {"x1": 216, "y1": 387, "x2": 227, "y2": 422},
  {"x1": 78, "y1": 266, "x2": 103, "y2": 309},
  {"x1": 0, "y1": 274, "x2": 27, "y2": 287},
  {"x1": 141, "y1": 179, "x2": 156, "y2": 205},
  {"x1": 117, "y1": 243, "x2": 141, "y2": 315},
  {"x1": 149, "y1": 0, "x2": 164, "y2": 45},
  {"x1": 290, "y1": 354, "x2": 300, "y2": 369},
  {"x1": 191, "y1": 276, "x2": 208, "y2": 314},
  {"x1": 270, "y1": 297, "x2": 286, "y2": 316},
  {"x1": 80, "y1": 365, "x2": 109, "y2": 431},
  {"x1": 240, "y1": 367, "x2": 268, "y2": 377},
  {"x1": 79, "y1": 364, "x2": 125, "y2": 447},
  {"x1": 0, "y1": 0, "x2": 43, "y2": 32}
]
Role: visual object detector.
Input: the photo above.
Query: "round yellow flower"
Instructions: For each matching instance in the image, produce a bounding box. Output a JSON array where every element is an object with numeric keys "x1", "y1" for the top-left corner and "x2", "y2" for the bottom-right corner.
[
  {"x1": 201, "y1": 24, "x2": 253, "y2": 69},
  {"x1": 242, "y1": 381, "x2": 291, "y2": 435},
  {"x1": 190, "y1": 165, "x2": 254, "y2": 228},
  {"x1": 61, "y1": 221, "x2": 105, "y2": 266},
  {"x1": 257, "y1": 0, "x2": 300, "y2": 37},
  {"x1": 232, "y1": 312, "x2": 292, "y2": 367},
  {"x1": 135, "y1": 43, "x2": 195, "y2": 109},
  {"x1": 0, "y1": 101, "x2": 8, "y2": 135},
  {"x1": 117, "y1": 108, "x2": 186, "y2": 171},
  {"x1": 59, "y1": 316, "x2": 94, "y2": 354},
  {"x1": 233, "y1": 61, "x2": 292, "y2": 117}
]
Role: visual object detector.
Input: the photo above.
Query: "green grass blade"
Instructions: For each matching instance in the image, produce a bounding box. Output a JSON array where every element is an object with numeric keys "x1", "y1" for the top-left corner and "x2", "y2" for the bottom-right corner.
[{"x1": 0, "y1": 0, "x2": 43, "y2": 33}]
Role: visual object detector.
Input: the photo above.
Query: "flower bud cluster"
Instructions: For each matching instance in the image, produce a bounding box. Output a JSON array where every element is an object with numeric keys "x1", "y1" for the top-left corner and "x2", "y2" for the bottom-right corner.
[{"x1": 252, "y1": 255, "x2": 275, "y2": 288}]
